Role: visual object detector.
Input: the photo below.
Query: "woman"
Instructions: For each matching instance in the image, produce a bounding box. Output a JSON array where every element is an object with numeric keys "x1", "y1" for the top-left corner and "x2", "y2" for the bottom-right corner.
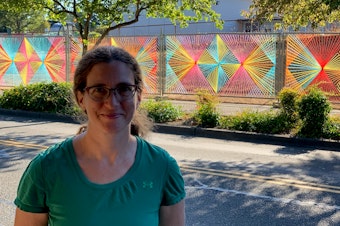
[{"x1": 14, "y1": 46, "x2": 186, "y2": 226}]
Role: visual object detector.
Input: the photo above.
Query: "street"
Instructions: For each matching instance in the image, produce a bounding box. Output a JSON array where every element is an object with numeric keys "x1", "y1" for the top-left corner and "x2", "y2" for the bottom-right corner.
[{"x1": 0, "y1": 115, "x2": 340, "y2": 225}]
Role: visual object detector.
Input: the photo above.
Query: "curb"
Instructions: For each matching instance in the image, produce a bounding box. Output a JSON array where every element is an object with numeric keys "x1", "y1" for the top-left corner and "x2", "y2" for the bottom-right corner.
[
  {"x1": 1, "y1": 108, "x2": 339, "y2": 152},
  {"x1": 153, "y1": 125, "x2": 340, "y2": 152},
  {"x1": 0, "y1": 108, "x2": 79, "y2": 124}
]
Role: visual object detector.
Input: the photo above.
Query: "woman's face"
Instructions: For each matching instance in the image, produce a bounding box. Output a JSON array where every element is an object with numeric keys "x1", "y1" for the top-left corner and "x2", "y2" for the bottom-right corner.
[{"x1": 77, "y1": 60, "x2": 141, "y2": 135}]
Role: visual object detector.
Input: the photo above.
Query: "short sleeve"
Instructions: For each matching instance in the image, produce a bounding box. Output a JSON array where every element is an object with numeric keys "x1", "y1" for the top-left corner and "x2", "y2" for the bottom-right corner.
[
  {"x1": 161, "y1": 156, "x2": 186, "y2": 206},
  {"x1": 14, "y1": 154, "x2": 48, "y2": 213}
]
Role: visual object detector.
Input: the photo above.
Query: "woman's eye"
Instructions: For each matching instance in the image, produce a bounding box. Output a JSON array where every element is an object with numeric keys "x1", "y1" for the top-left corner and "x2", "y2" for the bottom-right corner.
[
  {"x1": 118, "y1": 86, "x2": 131, "y2": 92},
  {"x1": 93, "y1": 87, "x2": 108, "y2": 94}
]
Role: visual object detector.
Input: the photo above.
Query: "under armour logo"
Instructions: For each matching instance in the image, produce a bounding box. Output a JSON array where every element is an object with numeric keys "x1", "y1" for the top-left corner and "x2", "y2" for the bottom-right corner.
[{"x1": 142, "y1": 181, "x2": 153, "y2": 189}]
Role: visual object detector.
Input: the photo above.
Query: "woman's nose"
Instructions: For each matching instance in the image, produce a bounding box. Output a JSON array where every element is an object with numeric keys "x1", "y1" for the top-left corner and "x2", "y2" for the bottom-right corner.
[{"x1": 105, "y1": 92, "x2": 120, "y2": 106}]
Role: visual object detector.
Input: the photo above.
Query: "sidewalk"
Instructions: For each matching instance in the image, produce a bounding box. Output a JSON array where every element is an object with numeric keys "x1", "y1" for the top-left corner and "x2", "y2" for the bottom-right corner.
[
  {"x1": 168, "y1": 100, "x2": 340, "y2": 116},
  {"x1": 0, "y1": 103, "x2": 339, "y2": 152}
]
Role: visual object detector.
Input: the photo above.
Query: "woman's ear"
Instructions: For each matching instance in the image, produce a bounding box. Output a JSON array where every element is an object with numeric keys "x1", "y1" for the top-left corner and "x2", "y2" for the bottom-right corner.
[
  {"x1": 76, "y1": 90, "x2": 86, "y2": 112},
  {"x1": 136, "y1": 92, "x2": 142, "y2": 108}
]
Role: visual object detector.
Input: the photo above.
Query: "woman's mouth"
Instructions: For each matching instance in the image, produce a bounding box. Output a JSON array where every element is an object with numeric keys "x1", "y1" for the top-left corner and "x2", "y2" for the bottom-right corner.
[{"x1": 100, "y1": 113, "x2": 122, "y2": 119}]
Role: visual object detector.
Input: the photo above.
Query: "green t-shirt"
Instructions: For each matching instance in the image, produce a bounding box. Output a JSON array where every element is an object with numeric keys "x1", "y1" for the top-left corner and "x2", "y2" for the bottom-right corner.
[{"x1": 14, "y1": 136, "x2": 185, "y2": 226}]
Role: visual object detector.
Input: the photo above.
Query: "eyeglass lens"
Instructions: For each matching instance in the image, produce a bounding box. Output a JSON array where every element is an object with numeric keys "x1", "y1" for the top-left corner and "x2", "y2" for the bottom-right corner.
[{"x1": 87, "y1": 85, "x2": 136, "y2": 101}]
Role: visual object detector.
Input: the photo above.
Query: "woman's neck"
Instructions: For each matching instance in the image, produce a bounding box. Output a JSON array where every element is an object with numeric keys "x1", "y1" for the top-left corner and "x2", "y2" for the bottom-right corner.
[
  {"x1": 75, "y1": 129, "x2": 136, "y2": 163},
  {"x1": 72, "y1": 131, "x2": 138, "y2": 184}
]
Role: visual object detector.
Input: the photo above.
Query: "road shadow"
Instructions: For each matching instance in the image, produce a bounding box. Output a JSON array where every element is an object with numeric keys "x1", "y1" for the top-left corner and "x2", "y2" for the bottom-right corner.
[
  {"x1": 0, "y1": 133, "x2": 70, "y2": 172},
  {"x1": 181, "y1": 157, "x2": 340, "y2": 225}
]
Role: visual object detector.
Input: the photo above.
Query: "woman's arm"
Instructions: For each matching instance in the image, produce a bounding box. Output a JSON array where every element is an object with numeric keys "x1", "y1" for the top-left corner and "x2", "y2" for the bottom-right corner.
[
  {"x1": 159, "y1": 200, "x2": 185, "y2": 226},
  {"x1": 14, "y1": 208, "x2": 48, "y2": 226}
]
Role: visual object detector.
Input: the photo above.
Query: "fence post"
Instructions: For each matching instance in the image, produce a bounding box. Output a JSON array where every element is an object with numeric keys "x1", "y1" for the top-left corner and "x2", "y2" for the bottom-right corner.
[
  {"x1": 158, "y1": 33, "x2": 166, "y2": 96},
  {"x1": 274, "y1": 33, "x2": 286, "y2": 95},
  {"x1": 65, "y1": 23, "x2": 71, "y2": 82}
]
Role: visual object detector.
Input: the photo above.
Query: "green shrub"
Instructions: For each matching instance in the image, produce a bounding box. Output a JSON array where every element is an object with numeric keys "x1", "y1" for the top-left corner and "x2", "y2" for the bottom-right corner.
[
  {"x1": 194, "y1": 104, "x2": 220, "y2": 128},
  {"x1": 225, "y1": 110, "x2": 257, "y2": 132},
  {"x1": 297, "y1": 86, "x2": 332, "y2": 138},
  {"x1": 322, "y1": 118, "x2": 340, "y2": 140},
  {"x1": 251, "y1": 111, "x2": 286, "y2": 134},
  {"x1": 0, "y1": 82, "x2": 80, "y2": 116},
  {"x1": 140, "y1": 99, "x2": 183, "y2": 123},
  {"x1": 219, "y1": 109, "x2": 296, "y2": 134},
  {"x1": 218, "y1": 115, "x2": 235, "y2": 129},
  {"x1": 278, "y1": 87, "x2": 299, "y2": 124},
  {"x1": 193, "y1": 89, "x2": 220, "y2": 128},
  {"x1": 274, "y1": 112, "x2": 298, "y2": 134},
  {"x1": 195, "y1": 89, "x2": 219, "y2": 108}
]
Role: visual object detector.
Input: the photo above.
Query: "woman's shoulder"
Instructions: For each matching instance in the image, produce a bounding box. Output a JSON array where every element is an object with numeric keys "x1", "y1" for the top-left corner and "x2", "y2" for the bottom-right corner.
[
  {"x1": 135, "y1": 136, "x2": 174, "y2": 164},
  {"x1": 33, "y1": 137, "x2": 73, "y2": 163},
  {"x1": 22, "y1": 137, "x2": 74, "y2": 178},
  {"x1": 136, "y1": 136, "x2": 169, "y2": 155},
  {"x1": 135, "y1": 136, "x2": 182, "y2": 180}
]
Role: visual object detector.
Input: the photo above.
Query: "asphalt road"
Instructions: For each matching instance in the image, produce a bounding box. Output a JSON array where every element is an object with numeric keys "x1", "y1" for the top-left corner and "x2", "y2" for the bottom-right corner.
[{"x1": 0, "y1": 114, "x2": 340, "y2": 225}]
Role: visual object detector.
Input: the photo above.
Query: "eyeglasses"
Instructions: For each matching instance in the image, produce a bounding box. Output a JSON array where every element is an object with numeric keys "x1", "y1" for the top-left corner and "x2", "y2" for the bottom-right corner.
[{"x1": 84, "y1": 84, "x2": 138, "y2": 102}]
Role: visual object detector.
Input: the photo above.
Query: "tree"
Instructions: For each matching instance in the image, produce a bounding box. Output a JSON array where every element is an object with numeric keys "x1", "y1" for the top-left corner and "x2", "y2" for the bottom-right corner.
[
  {"x1": 242, "y1": 0, "x2": 340, "y2": 30},
  {"x1": 1, "y1": 0, "x2": 223, "y2": 54},
  {"x1": 0, "y1": 9, "x2": 48, "y2": 34}
]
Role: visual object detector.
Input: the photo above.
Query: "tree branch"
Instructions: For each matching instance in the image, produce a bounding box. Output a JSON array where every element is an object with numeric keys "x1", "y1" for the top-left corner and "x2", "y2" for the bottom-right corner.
[{"x1": 94, "y1": 3, "x2": 147, "y2": 47}]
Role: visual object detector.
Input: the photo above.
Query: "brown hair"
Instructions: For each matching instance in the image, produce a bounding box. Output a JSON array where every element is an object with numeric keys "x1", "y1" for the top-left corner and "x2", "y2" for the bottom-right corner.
[{"x1": 73, "y1": 46, "x2": 153, "y2": 137}]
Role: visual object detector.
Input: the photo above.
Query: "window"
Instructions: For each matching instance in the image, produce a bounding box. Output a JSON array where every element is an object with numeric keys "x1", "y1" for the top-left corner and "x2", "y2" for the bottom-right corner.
[{"x1": 244, "y1": 22, "x2": 259, "y2": 32}]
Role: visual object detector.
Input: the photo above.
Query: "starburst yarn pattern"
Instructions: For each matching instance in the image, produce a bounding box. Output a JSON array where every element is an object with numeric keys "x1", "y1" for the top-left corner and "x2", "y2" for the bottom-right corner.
[
  {"x1": 108, "y1": 36, "x2": 159, "y2": 94},
  {"x1": 165, "y1": 34, "x2": 277, "y2": 97},
  {"x1": 286, "y1": 34, "x2": 340, "y2": 101},
  {"x1": 0, "y1": 36, "x2": 67, "y2": 86},
  {"x1": 1, "y1": 34, "x2": 340, "y2": 101}
]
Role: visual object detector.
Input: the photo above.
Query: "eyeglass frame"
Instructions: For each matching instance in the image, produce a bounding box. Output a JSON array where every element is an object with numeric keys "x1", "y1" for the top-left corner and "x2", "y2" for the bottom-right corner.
[{"x1": 83, "y1": 84, "x2": 138, "y2": 102}]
